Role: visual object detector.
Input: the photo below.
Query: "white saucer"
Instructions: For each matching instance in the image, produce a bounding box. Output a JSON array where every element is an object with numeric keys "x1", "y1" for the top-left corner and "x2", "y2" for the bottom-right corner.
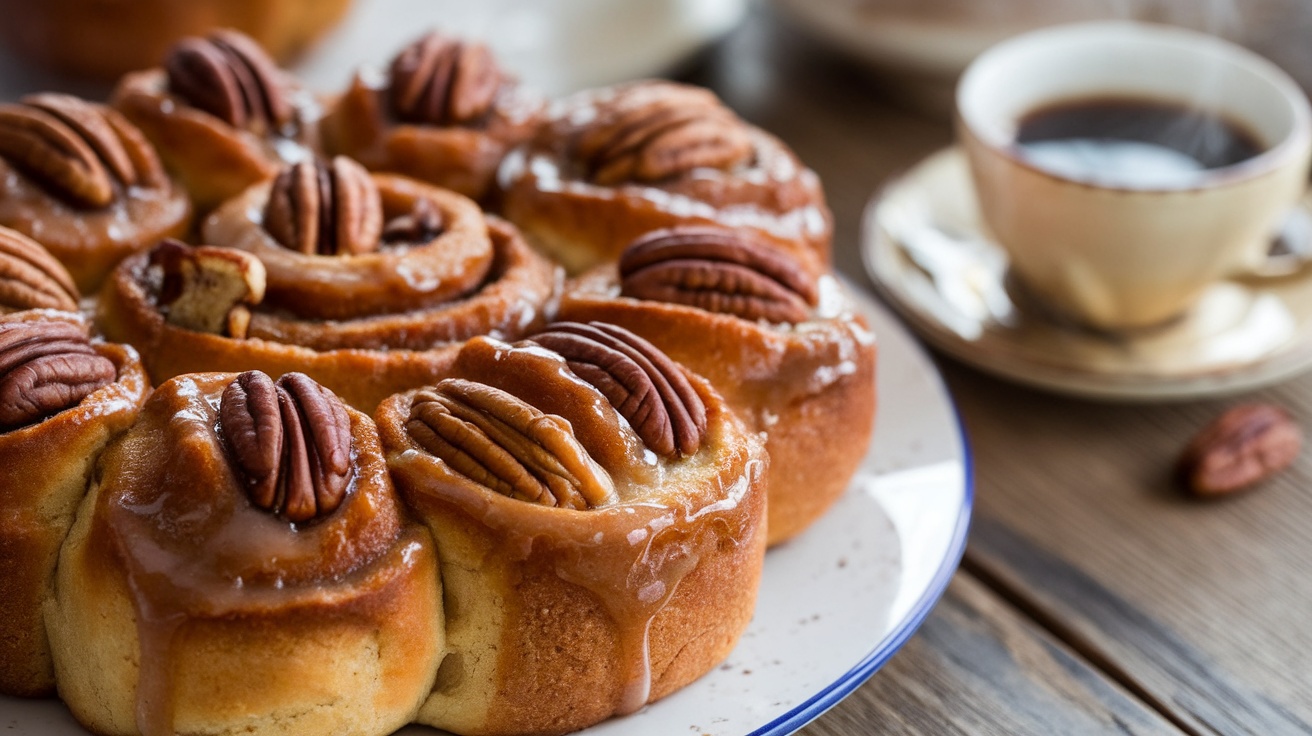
[{"x1": 862, "y1": 147, "x2": 1312, "y2": 401}]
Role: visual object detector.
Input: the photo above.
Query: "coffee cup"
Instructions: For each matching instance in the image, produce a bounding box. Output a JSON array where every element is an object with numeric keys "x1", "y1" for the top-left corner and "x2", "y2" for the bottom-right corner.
[{"x1": 956, "y1": 21, "x2": 1312, "y2": 331}]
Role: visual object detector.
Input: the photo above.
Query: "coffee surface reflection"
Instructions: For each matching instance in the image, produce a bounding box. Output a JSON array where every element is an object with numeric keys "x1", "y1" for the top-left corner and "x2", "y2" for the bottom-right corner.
[{"x1": 1014, "y1": 97, "x2": 1266, "y2": 188}]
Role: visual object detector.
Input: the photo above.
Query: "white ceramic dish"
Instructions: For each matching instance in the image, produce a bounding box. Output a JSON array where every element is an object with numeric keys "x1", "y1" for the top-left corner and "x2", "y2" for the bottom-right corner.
[
  {"x1": 864, "y1": 146, "x2": 1312, "y2": 401},
  {"x1": 0, "y1": 289, "x2": 972, "y2": 735}
]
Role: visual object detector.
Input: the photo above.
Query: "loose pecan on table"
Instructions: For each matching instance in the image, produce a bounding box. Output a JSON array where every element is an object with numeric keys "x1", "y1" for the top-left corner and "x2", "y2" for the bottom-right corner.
[
  {"x1": 405, "y1": 378, "x2": 617, "y2": 509},
  {"x1": 618, "y1": 227, "x2": 817, "y2": 324},
  {"x1": 531, "y1": 321, "x2": 706, "y2": 458},
  {"x1": 1177, "y1": 403, "x2": 1303, "y2": 496},
  {"x1": 389, "y1": 31, "x2": 502, "y2": 126},
  {"x1": 0, "y1": 320, "x2": 115, "y2": 432},
  {"x1": 221, "y1": 371, "x2": 353, "y2": 523},
  {"x1": 0, "y1": 227, "x2": 80, "y2": 313},
  {"x1": 264, "y1": 157, "x2": 384, "y2": 256},
  {"x1": 166, "y1": 29, "x2": 294, "y2": 133},
  {"x1": 0, "y1": 93, "x2": 165, "y2": 208}
]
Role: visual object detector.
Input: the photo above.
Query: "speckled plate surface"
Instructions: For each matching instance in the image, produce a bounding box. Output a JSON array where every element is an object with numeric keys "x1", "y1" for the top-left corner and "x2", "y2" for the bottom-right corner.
[
  {"x1": 0, "y1": 289, "x2": 972, "y2": 736},
  {"x1": 865, "y1": 147, "x2": 1312, "y2": 401}
]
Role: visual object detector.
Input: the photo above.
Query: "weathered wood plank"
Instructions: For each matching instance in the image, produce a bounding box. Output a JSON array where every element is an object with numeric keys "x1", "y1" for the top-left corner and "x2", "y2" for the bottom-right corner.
[
  {"x1": 800, "y1": 573, "x2": 1185, "y2": 736},
  {"x1": 690, "y1": 7, "x2": 1312, "y2": 734},
  {"x1": 947, "y1": 362, "x2": 1312, "y2": 736}
]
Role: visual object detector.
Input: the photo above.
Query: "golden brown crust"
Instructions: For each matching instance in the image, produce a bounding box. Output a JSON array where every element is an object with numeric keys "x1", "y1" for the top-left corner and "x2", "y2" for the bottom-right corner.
[
  {"x1": 377, "y1": 339, "x2": 767, "y2": 736},
  {"x1": 111, "y1": 68, "x2": 318, "y2": 212},
  {"x1": 204, "y1": 174, "x2": 500, "y2": 320},
  {"x1": 0, "y1": 311, "x2": 148, "y2": 696},
  {"x1": 0, "y1": 0, "x2": 351, "y2": 80},
  {"x1": 97, "y1": 207, "x2": 560, "y2": 411},
  {"x1": 0, "y1": 98, "x2": 193, "y2": 295},
  {"x1": 322, "y1": 72, "x2": 544, "y2": 203},
  {"x1": 46, "y1": 372, "x2": 442, "y2": 736},
  {"x1": 559, "y1": 267, "x2": 877, "y2": 546},
  {"x1": 496, "y1": 80, "x2": 832, "y2": 274}
]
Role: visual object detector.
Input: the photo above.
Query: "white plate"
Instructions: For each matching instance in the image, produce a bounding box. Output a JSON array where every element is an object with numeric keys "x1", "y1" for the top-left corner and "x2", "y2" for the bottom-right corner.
[{"x1": 0, "y1": 290, "x2": 972, "y2": 735}]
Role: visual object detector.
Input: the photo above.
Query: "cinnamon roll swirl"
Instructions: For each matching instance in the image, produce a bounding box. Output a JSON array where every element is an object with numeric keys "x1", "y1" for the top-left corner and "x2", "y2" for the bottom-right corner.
[{"x1": 96, "y1": 158, "x2": 560, "y2": 411}]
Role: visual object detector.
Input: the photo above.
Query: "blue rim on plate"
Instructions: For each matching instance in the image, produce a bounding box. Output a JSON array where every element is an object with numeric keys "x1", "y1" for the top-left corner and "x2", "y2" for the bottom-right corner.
[{"x1": 749, "y1": 380, "x2": 974, "y2": 736}]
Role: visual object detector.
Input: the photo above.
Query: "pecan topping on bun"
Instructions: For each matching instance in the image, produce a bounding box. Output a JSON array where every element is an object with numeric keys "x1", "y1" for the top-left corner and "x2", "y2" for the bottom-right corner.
[
  {"x1": 388, "y1": 31, "x2": 503, "y2": 126},
  {"x1": 165, "y1": 29, "x2": 294, "y2": 133},
  {"x1": 264, "y1": 157, "x2": 384, "y2": 256},
  {"x1": 221, "y1": 371, "x2": 353, "y2": 523},
  {"x1": 406, "y1": 378, "x2": 617, "y2": 509},
  {"x1": 619, "y1": 227, "x2": 817, "y2": 324},
  {"x1": 0, "y1": 320, "x2": 115, "y2": 432},
  {"x1": 532, "y1": 321, "x2": 706, "y2": 458},
  {"x1": 0, "y1": 93, "x2": 165, "y2": 209},
  {"x1": 573, "y1": 82, "x2": 754, "y2": 186},
  {"x1": 0, "y1": 227, "x2": 80, "y2": 313}
]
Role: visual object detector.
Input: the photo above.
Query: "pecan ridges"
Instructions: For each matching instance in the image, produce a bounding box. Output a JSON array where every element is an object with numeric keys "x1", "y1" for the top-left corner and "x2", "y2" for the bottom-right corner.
[
  {"x1": 264, "y1": 157, "x2": 384, "y2": 256},
  {"x1": 221, "y1": 371, "x2": 353, "y2": 523},
  {"x1": 619, "y1": 227, "x2": 817, "y2": 324},
  {"x1": 406, "y1": 379, "x2": 615, "y2": 509},
  {"x1": 1178, "y1": 404, "x2": 1303, "y2": 496},
  {"x1": 0, "y1": 320, "x2": 115, "y2": 432},
  {"x1": 389, "y1": 31, "x2": 502, "y2": 126},
  {"x1": 166, "y1": 29, "x2": 294, "y2": 133},
  {"x1": 0, "y1": 227, "x2": 80, "y2": 313},
  {"x1": 532, "y1": 321, "x2": 706, "y2": 458},
  {"x1": 0, "y1": 93, "x2": 164, "y2": 208},
  {"x1": 574, "y1": 83, "x2": 753, "y2": 185}
]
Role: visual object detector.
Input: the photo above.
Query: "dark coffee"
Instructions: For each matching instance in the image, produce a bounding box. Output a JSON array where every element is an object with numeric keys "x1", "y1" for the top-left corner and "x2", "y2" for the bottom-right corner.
[{"x1": 1013, "y1": 97, "x2": 1266, "y2": 188}]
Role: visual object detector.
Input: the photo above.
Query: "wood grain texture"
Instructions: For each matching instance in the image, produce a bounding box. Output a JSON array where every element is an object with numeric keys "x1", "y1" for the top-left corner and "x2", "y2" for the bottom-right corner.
[
  {"x1": 689, "y1": 7, "x2": 1312, "y2": 735},
  {"x1": 949, "y1": 365, "x2": 1312, "y2": 736},
  {"x1": 799, "y1": 573, "x2": 1185, "y2": 736}
]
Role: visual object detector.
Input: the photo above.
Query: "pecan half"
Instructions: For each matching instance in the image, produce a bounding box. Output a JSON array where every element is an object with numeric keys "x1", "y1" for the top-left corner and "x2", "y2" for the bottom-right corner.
[
  {"x1": 165, "y1": 29, "x2": 294, "y2": 133},
  {"x1": 531, "y1": 321, "x2": 706, "y2": 458},
  {"x1": 0, "y1": 227, "x2": 80, "y2": 313},
  {"x1": 0, "y1": 93, "x2": 165, "y2": 208},
  {"x1": 619, "y1": 227, "x2": 817, "y2": 324},
  {"x1": 389, "y1": 31, "x2": 502, "y2": 126},
  {"x1": 264, "y1": 157, "x2": 384, "y2": 256},
  {"x1": 150, "y1": 239, "x2": 266, "y2": 338},
  {"x1": 1178, "y1": 404, "x2": 1303, "y2": 496},
  {"x1": 381, "y1": 198, "x2": 444, "y2": 245},
  {"x1": 221, "y1": 371, "x2": 353, "y2": 523},
  {"x1": 573, "y1": 83, "x2": 753, "y2": 186},
  {"x1": 406, "y1": 378, "x2": 616, "y2": 509},
  {"x1": 0, "y1": 320, "x2": 116, "y2": 432}
]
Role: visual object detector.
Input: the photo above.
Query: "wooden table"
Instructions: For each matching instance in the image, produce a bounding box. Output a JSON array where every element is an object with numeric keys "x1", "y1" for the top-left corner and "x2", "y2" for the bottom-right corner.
[{"x1": 685, "y1": 7, "x2": 1312, "y2": 736}]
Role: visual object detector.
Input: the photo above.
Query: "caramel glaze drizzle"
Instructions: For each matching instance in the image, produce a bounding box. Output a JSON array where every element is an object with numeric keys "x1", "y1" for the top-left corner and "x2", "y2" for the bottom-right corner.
[
  {"x1": 397, "y1": 335, "x2": 764, "y2": 721},
  {"x1": 97, "y1": 374, "x2": 410, "y2": 736}
]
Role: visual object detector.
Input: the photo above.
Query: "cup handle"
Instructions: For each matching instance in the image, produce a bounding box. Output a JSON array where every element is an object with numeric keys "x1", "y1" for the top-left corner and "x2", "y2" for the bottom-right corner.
[{"x1": 1238, "y1": 204, "x2": 1312, "y2": 279}]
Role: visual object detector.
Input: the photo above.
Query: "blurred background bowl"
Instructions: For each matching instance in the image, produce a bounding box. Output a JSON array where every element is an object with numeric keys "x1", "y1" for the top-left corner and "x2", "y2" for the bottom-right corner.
[{"x1": 773, "y1": 0, "x2": 1312, "y2": 114}]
